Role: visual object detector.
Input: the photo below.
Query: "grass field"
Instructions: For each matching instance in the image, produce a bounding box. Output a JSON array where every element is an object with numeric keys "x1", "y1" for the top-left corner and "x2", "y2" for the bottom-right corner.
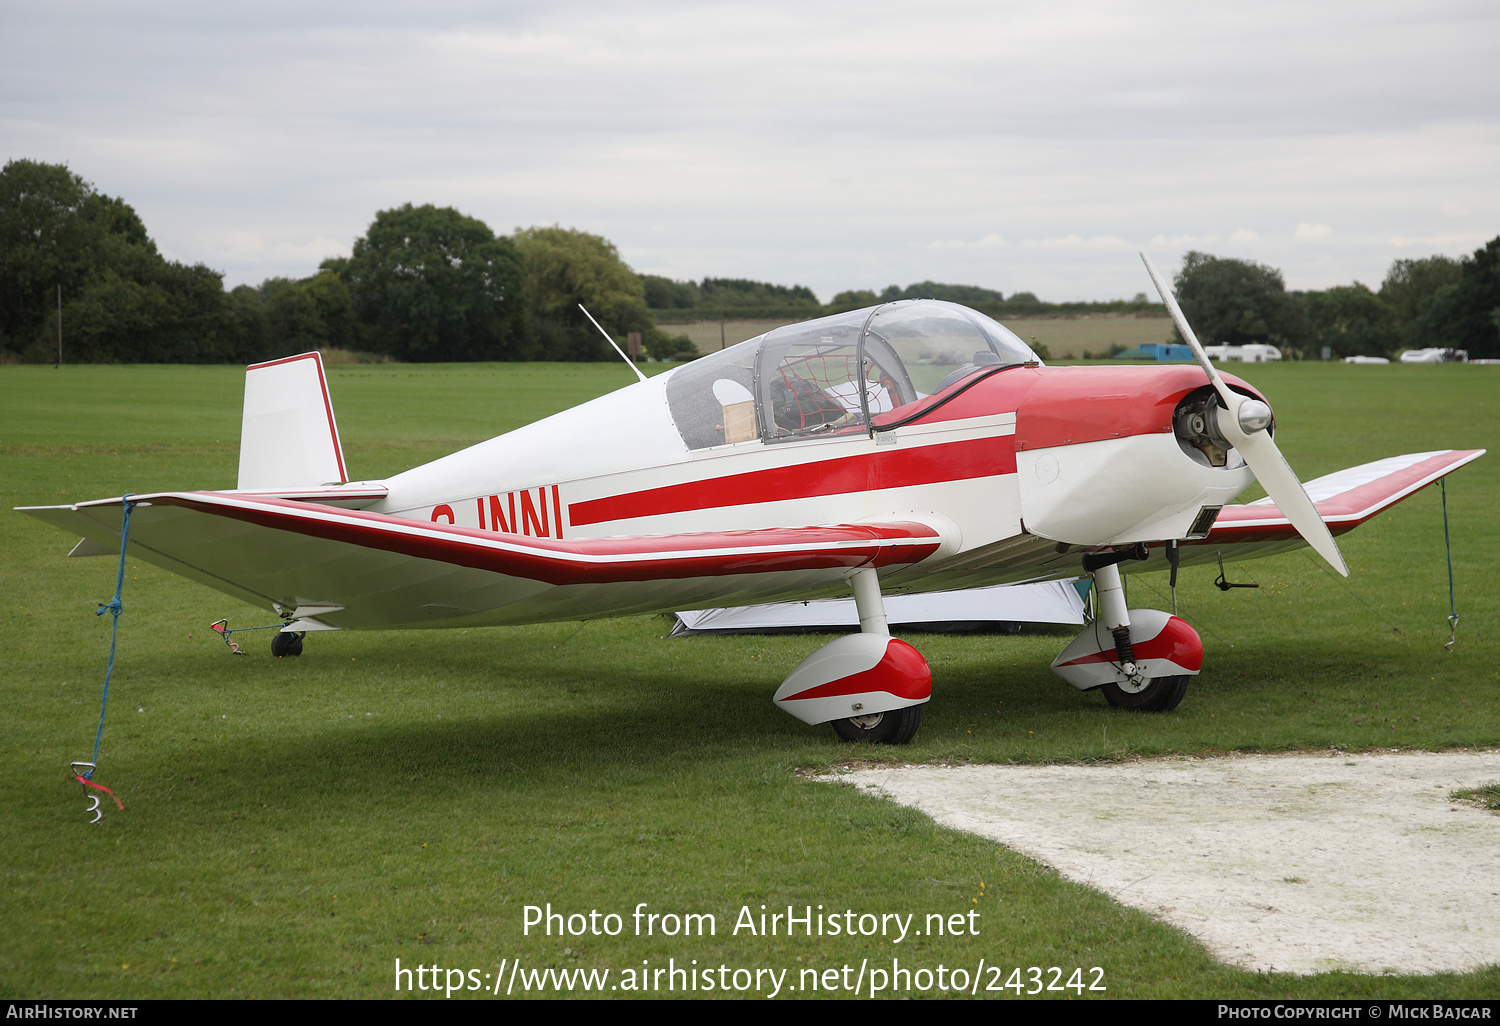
[
  {"x1": 2, "y1": 360, "x2": 1497, "y2": 1000},
  {"x1": 655, "y1": 318, "x2": 804, "y2": 354},
  {"x1": 1004, "y1": 315, "x2": 1173, "y2": 358}
]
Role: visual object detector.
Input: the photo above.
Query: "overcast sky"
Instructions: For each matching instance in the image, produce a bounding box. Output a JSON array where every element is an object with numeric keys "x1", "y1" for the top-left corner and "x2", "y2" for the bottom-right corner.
[{"x1": 4, "y1": 1, "x2": 1497, "y2": 301}]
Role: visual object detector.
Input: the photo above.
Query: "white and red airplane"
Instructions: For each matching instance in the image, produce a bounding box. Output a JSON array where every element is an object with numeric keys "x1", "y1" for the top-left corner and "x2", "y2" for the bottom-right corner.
[{"x1": 20, "y1": 255, "x2": 1483, "y2": 744}]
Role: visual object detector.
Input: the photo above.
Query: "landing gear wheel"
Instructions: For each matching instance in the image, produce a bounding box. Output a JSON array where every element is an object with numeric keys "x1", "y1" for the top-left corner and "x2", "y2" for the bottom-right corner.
[
  {"x1": 830, "y1": 705, "x2": 923, "y2": 744},
  {"x1": 270, "y1": 631, "x2": 304, "y2": 658},
  {"x1": 1101, "y1": 674, "x2": 1188, "y2": 712}
]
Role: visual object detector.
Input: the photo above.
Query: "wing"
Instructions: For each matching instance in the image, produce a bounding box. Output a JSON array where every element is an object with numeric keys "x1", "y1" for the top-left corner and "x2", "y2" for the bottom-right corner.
[
  {"x1": 1182, "y1": 448, "x2": 1485, "y2": 566},
  {"x1": 18, "y1": 491, "x2": 946, "y2": 629},
  {"x1": 883, "y1": 448, "x2": 1485, "y2": 589}
]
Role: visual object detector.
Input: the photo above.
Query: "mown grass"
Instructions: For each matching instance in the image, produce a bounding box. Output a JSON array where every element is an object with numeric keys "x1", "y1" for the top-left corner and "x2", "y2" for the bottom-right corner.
[{"x1": 1, "y1": 360, "x2": 1497, "y2": 999}]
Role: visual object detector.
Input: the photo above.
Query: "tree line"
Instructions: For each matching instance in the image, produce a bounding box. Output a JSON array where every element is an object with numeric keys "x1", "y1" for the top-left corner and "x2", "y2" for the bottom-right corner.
[
  {"x1": 0, "y1": 160, "x2": 675, "y2": 364},
  {"x1": 1169, "y1": 247, "x2": 1500, "y2": 360},
  {"x1": 5, "y1": 159, "x2": 1494, "y2": 364},
  {"x1": 642, "y1": 274, "x2": 1139, "y2": 322}
]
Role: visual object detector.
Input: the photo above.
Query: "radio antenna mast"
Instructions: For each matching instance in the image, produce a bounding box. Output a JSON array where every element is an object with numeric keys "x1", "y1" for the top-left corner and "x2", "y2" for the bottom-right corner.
[{"x1": 579, "y1": 304, "x2": 647, "y2": 384}]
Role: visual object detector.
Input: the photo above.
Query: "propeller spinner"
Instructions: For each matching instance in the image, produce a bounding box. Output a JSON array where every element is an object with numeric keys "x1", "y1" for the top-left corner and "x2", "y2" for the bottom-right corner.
[{"x1": 1140, "y1": 252, "x2": 1348, "y2": 577}]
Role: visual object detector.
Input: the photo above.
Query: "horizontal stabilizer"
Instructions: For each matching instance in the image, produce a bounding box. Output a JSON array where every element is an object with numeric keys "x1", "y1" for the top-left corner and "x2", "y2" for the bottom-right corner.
[
  {"x1": 67, "y1": 536, "x2": 115, "y2": 557},
  {"x1": 237, "y1": 352, "x2": 347, "y2": 490}
]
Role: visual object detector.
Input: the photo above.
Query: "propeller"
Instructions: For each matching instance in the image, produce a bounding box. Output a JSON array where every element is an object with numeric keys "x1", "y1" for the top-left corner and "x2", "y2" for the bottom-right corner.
[{"x1": 1140, "y1": 252, "x2": 1348, "y2": 577}]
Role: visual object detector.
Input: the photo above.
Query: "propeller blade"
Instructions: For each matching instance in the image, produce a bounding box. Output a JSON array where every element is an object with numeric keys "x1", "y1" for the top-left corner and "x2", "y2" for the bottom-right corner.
[
  {"x1": 1140, "y1": 252, "x2": 1348, "y2": 577},
  {"x1": 1224, "y1": 421, "x2": 1350, "y2": 576},
  {"x1": 1140, "y1": 252, "x2": 1238, "y2": 411}
]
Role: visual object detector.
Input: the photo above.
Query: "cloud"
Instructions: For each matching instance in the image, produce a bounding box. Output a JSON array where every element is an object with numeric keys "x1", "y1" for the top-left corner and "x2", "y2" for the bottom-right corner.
[
  {"x1": 1148, "y1": 233, "x2": 1215, "y2": 250},
  {"x1": 1017, "y1": 234, "x2": 1134, "y2": 251},
  {"x1": 1386, "y1": 233, "x2": 1488, "y2": 251},
  {"x1": 1, "y1": 2, "x2": 1496, "y2": 299},
  {"x1": 1294, "y1": 223, "x2": 1334, "y2": 241},
  {"x1": 923, "y1": 233, "x2": 1009, "y2": 250}
]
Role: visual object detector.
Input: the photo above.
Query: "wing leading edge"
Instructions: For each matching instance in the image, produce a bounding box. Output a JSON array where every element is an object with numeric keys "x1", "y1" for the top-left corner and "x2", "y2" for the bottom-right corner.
[
  {"x1": 1204, "y1": 449, "x2": 1485, "y2": 544},
  {"x1": 18, "y1": 492, "x2": 946, "y2": 629},
  {"x1": 1142, "y1": 448, "x2": 1486, "y2": 574}
]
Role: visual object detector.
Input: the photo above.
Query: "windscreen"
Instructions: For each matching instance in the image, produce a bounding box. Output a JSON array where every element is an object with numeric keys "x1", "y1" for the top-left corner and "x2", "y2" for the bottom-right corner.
[
  {"x1": 664, "y1": 301, "x2": 1040, "y2": 449},
  {"x1": 860, "y1": 301, "x2": 1038, "y2": 420}
]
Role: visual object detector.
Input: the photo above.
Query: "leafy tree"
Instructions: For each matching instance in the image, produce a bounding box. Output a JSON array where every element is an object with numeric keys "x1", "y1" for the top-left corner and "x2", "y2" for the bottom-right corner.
[
  {"x1": 0, "y1": 159, "x2": 225, "y2": 362},
  {"x1": 261, "y1": 272, "x2": 359, "y2": 355},
  {"x1": 1006, "y1": 291, "x2": 1040, "y2": 305},
  {"x1": 1380, "y1": 255, "x2": 1461, "y2": 325},
  {"x1": 342, "y1": 203, "x2": 525, "y2": 362},
  {"x1": 513, "y1": 226, "x2": 656, "y2": 361},
  {"x1": 882, "y1": 281, "x2": 1007, "y2": 304},
  {"x1": 826, "y1": 289, "x2": 879, "y2": 312},
  {"x1": 1303, "y1": 283, "x2": 1400, "y2": 359},
  {"x1": 1408, "y1": 236, "x2": 1500, "y2": 358},
  {"x1": 221, "y1": 284, "x2": 271, "y2": 362},
  {"x1": 641, "y1": 274, "x2": 700, "y2": 309},
  {"x1": 640, "y1": 275, "x2": 820, "y2": 313},
  {"x1": 697, "y1": 277, "x2": 820, "y2": 309},
  {"x1": 1172, "y1": 251, "x2": 1309, "y2": 355},
  {"x1": 644, "y1": 332, "x2": 700, "y2": 361},
  {"x1": 1, "y1": 159, "x2": 105, "y2": 349}
]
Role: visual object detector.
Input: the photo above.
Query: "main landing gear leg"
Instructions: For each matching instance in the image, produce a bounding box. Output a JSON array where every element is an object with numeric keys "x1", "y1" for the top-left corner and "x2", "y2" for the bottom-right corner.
[
  {"x1": 1050, "y1": 557, "x2": 1203, "y2": 711},
  {"x1": 771, "y1": 567, "x2": 932, "y2": 744},
  {"x1": 1093, "y1": 562, "x2": 1137, "y2": 676},
  {"x1": 1092, "y1": 562, "x2": 1180, "y2": 710}
]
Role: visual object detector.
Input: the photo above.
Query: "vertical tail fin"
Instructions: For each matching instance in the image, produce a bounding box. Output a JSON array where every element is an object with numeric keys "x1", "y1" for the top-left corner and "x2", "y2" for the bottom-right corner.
[{"x1": 236, "y1": 352, "x2": 348, "y2": 490}]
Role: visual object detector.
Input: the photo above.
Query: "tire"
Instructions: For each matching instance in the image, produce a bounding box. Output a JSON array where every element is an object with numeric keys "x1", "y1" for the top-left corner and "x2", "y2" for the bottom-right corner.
[
  {"x1": 1101, "y1": 674, "x2": 1188, "y2": 712},
  {"x1": 830, "y1": 705, "x2": 923, "y2": 744},
  {"x1": 270, "y1": 631, "x2": 304, "y2": 658}
]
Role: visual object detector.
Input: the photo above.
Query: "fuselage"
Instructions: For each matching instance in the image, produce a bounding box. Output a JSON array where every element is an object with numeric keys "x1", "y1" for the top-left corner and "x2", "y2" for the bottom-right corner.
[
  {"x1": 366, "y1": 345, "x2": 1259, "y2": 619},
  {"x1": 16, "y1": 301, "x2": 1474, "y2": 639}
]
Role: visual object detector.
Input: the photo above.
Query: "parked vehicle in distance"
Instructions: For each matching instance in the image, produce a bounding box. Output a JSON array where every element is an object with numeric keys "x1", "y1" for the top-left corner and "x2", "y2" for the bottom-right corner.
[
  {"x1": 1203, "y1": 344, "x2": 1282, "y2": 363},
  {"x1": 1400, "y1": 348, "x2": 1468, "y2": 364}
]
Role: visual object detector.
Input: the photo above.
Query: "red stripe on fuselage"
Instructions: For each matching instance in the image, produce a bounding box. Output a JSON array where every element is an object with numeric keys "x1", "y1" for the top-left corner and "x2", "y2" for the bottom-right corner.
[{"x1": 569, "y1": 434, "x2": 1018, "y2": 528}]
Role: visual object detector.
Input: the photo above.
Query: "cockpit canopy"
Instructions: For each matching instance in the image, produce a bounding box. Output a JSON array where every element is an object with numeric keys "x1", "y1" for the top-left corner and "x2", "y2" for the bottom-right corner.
[{"x1": 665, "y1": 300, "x2": 1041, "y2": 450}]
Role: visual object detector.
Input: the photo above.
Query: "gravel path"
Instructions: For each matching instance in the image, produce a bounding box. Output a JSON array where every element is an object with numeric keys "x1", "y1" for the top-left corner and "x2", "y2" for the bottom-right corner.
[{"x1": 829, "y1": 750, "x2": 1500, "y2": 975}]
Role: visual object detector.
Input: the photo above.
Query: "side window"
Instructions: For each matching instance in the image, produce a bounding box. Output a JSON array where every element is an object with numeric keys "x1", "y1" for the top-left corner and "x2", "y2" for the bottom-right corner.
[
  {"x1": 860, "y1": 333, "x2": 918, "y2": 418},
  {"x1": 760, "y1": 339, "x2": 865, "y2": 437},
  {"x1": 664, "y1": 343, "x2": 760, "y2": 450},
  {"x1": 713, "y1": 378, "x2": 757, "y2": 443}
]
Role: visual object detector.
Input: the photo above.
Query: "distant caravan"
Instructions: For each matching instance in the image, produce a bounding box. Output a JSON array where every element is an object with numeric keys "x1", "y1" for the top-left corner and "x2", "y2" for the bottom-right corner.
[
  {"x1": 1400, "y1": 348, "x2": 1468, "y2": 364},
  {"x1": 1202, "y1": 343, "x2": 1282, "y2": 363}
]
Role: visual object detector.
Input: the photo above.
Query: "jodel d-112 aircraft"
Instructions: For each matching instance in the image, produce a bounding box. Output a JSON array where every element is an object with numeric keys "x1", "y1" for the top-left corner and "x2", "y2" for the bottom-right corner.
[{"x1": 20, "y1": 255, "x2": 1483, "y2": 744}]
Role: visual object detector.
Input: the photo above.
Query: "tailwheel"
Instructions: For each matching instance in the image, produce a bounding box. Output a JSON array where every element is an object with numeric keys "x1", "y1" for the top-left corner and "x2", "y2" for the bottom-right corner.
[
  {"x1": 270, "y1": 631, "x2": 305, "y2": 658},
  {"x1": 830, "y1": 705, "x2": 923, "y2": 744},
  {"x1": 1101, "y1": 674, "x2": 1188, "y2": 712}
]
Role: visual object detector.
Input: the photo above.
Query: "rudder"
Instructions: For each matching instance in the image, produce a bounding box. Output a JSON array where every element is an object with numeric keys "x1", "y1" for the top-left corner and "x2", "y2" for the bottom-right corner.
[{"x1": 237, "y1": 352, "x2": 348, "y2": 490}]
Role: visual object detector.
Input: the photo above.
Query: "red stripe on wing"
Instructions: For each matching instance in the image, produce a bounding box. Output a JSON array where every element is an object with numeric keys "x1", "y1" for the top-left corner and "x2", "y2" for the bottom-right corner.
[
  {"x1": 139, "y1": 493, "x2": 943, "y2": 586},
  {"x1": 1204, "y1": 449, "x2": 1484, "y2": 543}
]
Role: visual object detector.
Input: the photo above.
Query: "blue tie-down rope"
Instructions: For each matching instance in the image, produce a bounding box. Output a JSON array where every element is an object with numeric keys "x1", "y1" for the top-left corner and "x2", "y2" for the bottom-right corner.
[{"x1": 73, "y1": 496, "x2": 135, "y2": 823}]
